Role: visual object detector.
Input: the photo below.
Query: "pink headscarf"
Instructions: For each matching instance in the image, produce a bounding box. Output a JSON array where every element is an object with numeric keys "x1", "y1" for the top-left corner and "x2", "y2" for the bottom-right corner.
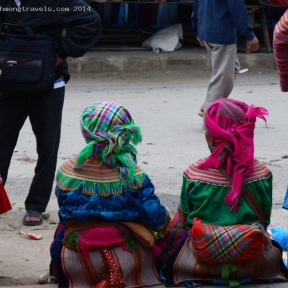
[{"x1": 199, "y1": 99, "x2": 269, "y2": 212}]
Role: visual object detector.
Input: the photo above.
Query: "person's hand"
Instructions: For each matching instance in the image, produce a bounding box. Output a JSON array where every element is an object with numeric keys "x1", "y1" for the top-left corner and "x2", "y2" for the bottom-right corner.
[
  {"x1": 197, "y1": 37, "x2": 205, "y2": 47},
  {"x1": 56, "y1": 54, "x2": 63, "y2": 66},
  {"x1": 247, "y1": 37, "x2": 259, "y2": 52}
]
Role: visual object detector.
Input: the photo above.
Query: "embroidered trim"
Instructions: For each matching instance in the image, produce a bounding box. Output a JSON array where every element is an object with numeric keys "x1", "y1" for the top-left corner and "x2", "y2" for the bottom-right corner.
[
  {"x1": 56, "y1": 157, "x2": 146, "y2": 196},
  {"x1": 184, "y1": 158, "x2": 272, "y2": 185}
]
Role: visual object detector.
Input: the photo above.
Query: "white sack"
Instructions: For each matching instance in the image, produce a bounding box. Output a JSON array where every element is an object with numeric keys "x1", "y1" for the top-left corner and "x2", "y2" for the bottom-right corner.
[{"x1": 142, "y1": 24, "x2": 183, "y2": 53}]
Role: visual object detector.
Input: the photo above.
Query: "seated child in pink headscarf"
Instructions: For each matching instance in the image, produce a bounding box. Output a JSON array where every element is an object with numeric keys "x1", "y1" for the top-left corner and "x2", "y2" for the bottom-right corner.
[{"x1": 159, "y1": 98, "x2": 288, "y2": 287}]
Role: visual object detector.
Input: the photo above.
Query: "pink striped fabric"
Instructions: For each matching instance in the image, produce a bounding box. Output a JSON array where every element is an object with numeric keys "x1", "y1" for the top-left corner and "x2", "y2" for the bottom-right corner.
[{"x1": 273, "y1": 9, "x2": 288, "y2": 91}]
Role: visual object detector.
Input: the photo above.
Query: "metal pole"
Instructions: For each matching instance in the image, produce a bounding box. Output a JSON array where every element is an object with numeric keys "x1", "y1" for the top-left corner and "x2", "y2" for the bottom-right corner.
[{"x1": 125, "y1": 3, "x2": 129, "y2": 28}]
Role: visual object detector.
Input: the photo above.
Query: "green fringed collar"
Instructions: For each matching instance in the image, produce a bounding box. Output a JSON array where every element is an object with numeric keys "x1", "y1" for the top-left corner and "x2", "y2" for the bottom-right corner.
[{"x1": 56, "y1": 156, "x2": 146, "y2": 196}]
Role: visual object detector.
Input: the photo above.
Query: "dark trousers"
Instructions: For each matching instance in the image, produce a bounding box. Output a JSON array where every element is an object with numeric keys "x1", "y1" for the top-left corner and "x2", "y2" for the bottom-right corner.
[{"x1": 0, "y1": 87, "x2": 65, "y2": 213}]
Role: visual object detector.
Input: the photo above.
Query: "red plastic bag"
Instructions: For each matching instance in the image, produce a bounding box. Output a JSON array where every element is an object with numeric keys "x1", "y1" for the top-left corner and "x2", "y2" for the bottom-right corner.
[{"x1": 0, "y1": 176, "x2": 12, "y2": 214}]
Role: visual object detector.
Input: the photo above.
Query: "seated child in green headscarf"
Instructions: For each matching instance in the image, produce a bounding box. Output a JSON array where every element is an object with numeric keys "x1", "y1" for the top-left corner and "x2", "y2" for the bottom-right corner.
[{"x1": 40, "y1": 100, "x2": 170, "y2": 287}]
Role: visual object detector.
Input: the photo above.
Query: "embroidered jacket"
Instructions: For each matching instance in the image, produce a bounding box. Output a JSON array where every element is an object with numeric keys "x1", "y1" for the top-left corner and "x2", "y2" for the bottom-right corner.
[
  {"x1": 180, "y1": 158, "x2": 272, "y2": 229},
  {"x1": 55, "y1": 156, "x2": 169, "y2": 231}
]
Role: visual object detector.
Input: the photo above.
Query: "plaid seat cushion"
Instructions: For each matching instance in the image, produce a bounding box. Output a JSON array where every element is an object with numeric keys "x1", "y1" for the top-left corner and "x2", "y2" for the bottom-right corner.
[{"x1": 190, "y1": 217, "x2": 271, "y2": 264}]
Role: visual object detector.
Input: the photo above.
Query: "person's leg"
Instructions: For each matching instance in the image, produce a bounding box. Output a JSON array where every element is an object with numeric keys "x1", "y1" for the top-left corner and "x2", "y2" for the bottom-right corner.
[
  {"x1": 234, "y1": 54, "x2": 241, "y2": 81},
  {"x1": 24, "y1": 87, "x2": 65, "y2": 222},
  {"x1": 203, "y1": 43, "x2": 239, "y2": 113},
  {"x1": 0, "y1": 93, "x2": 28, "y2": 183}
]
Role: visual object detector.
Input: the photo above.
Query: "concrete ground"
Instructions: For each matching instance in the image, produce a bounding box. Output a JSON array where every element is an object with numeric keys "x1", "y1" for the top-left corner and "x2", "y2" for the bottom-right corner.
[{"x1": 1, "y1": 47, "x2": 288, "y2": 287}]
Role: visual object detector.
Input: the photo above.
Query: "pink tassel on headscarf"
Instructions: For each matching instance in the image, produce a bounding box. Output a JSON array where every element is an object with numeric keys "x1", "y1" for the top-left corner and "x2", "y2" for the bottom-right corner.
[{"x1": 199, "y1": 100, "x2": 269, "y2": 212}]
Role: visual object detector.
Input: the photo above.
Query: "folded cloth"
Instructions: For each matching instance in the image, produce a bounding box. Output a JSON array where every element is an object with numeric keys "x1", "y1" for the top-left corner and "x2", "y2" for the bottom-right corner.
[{"x1": 268, "y1": 226, "x2": 288, "y2": 250}]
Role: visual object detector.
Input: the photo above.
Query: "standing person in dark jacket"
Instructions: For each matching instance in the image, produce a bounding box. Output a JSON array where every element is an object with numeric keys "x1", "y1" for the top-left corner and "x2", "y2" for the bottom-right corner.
[
  {"x1": 0, "y1": 0, "x2": 102, "y2": 226},
  {"x1": 191, "y1": 0, "x2": 259, "y2": 128}
]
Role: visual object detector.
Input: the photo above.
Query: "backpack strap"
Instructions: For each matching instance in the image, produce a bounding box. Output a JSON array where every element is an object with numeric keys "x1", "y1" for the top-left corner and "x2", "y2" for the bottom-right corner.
[
  {"x1": 242, "y1": 189, "x2": 265, "y2": 227},
  {"x1": 218, "y1": 166, "x2": 265, "y2": 226}
]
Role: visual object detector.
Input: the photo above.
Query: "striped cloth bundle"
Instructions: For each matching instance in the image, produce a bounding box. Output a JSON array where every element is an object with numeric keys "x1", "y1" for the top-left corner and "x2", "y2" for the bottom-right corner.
[{"x1": 61, "y1": 221, "x2": 163, "y2": 288}]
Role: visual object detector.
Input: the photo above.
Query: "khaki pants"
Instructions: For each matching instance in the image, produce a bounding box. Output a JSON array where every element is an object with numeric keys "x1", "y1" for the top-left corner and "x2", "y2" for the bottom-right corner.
[{"x1": 202, "y1": 42, "x2": 241, "y2": 121}]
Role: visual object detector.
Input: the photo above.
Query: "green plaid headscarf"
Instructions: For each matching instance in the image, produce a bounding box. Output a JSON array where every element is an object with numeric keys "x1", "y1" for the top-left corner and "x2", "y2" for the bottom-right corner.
[{"x1": 75, "y1": 100, "x2": 142, "y2": 184}]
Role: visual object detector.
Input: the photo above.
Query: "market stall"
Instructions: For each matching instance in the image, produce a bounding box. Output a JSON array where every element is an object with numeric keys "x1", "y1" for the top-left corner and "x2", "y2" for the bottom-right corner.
[{"x1": 89, "y1": 0, "x2": 287, "y2": 51}]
